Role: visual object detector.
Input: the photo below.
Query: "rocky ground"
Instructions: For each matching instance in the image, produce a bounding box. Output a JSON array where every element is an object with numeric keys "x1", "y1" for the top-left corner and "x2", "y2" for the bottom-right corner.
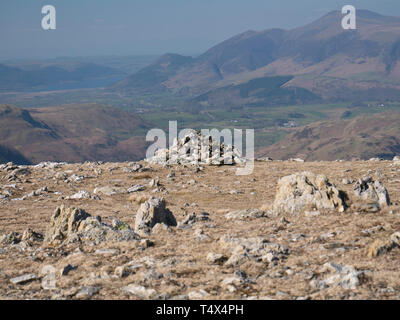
[{"x1": 1, "y1": 158, "x2": 400, "y2": 300}]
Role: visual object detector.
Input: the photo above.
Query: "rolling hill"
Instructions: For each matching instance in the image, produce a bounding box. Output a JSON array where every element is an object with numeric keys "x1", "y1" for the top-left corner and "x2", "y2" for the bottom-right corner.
[
  {"x1": 0, "y1": 145, "x2": 31, "y2": 165},
  {"x1": 190, "y1": 75, "x2": 320, "y2": 109},
  {"x1": 258, "y1": 111, "x2": 400, "y2": 161},
  {"x1": 0, "y1": 104, "x2": 150, "y2": 164}
]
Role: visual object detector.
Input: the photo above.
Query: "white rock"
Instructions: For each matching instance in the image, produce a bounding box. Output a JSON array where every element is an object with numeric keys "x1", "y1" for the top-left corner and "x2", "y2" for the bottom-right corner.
[
  {"x1": 206, "y1": 252, "x2": 227, "y2": 264},
  {"x1": 93, "y1": 186, "x2": 126, "y2": 196},
  {"x1": 273, "y1": 172, "x2": 346, "y2": 215},
  {"x1": 311, "y1": 262, "x2": 364, "y2": 290},
  {"x1": 188, "y1": 289, "x2": 209, "y2": 300},
  {"x1": 10, "y1": 273, "x2": 38, "y2": 285},
  {"x1": 134, "y1": 197, "x2": 177, "y2": 234},
  {"x1": 68, "y1": 190, "x2": 91, "y2": 199},
  {"x1": 225, "y1": 209, "x2": 266, "y2": 220},
  {"x1": 76, "y1": 286, "x2": 99, "y2": 299},
  {"x1": 127, "y1": 185, "x2": 145, "y2": 193},
  {"x1": 95, "y1": 249, "x2": 119, "y2": 255},
  {"x1": 353, "y1": 176, "x2": 390, "y2": 209},
  {"x1": 122, "y1": 284, "x2": 157, "y2": 298}
]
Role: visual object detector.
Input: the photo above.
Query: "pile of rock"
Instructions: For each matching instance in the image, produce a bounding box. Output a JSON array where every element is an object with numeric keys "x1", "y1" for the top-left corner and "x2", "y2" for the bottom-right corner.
[
  {"x1": 34, "y1": 162, "x2": 66, "y2": 169},
  {"x1": 310, "y1": 262, "x2": 366, "y2": 290},
  {"x1": 0, "y1": 229, "x2": 43, "y2": 245},
  {"x1": 146, "y1": 131, "x2": 246, "y2": 166},
  {"x1": 218, "y1": 236, "x2": 289, "y2": 267}
]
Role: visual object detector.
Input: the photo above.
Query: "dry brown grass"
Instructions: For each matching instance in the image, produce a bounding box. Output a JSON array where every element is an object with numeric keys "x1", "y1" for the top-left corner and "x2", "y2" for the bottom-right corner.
[{"x1": 0, "y1": 160, "x2": 400, "y2": 300}]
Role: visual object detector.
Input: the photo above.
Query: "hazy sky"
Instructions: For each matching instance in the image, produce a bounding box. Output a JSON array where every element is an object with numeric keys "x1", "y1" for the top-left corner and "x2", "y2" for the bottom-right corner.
[{"x1": 1, "y1": 0, "x2": 400, "y2": 60}]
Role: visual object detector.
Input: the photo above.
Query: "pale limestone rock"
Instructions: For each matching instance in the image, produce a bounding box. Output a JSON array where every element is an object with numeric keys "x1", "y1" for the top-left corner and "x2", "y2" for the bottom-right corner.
[
  {"x1": 219, "y1": 236, "x2": 289, "y2": 267},
  {"x1": 273, "y1": 172, "x2": 346, "y2": 215},
  {"x1": 93, "y1": 186, "x2": 126, "y2": 196},
  {"x1": 44, "y1": 205, "x2": 139, "y2": 246},
  {"x1": 134, "y1": 197, "x2": 177, "y2": 234},
  {"x1": 121, "y1": 284, "x2": 157, "y2": 299},
  {"x1": 206, "y1": 252, "x2": 227, "y2": 265},
  {"x1": 225, "y1": 209, "x2": 266, "y2": 221},
  {"x1": 353, "y1": 176, "x2": 390, "y2": 210},
  {"x1": 10, "y1": 274, "x2": 38, "y2": 285},
  {"x1": 44, "y1": 205, "x2": 90, "y2": 245},
  {"x1": 311, "y1": 262, "x2": 365, "y2": 290},
  {"x1": 145, "y1": 130, "x2": 246, "y2": 166},
  {"x1": 368, "y1": 232, "x2": 400, "y2": 257}
]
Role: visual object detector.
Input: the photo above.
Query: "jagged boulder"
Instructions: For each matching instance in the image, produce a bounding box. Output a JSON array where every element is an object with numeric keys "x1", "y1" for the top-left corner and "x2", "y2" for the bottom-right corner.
[
  {"x1": 368, "y1": 232, "x2": 400, "y2": 257},
  {"x1": 134, "y1": 197, "x2": 177, "y2": 234},
  {"x1": 44, "y1": 205, "x2": 139, "y2": 246},
  {"x1": 353, "y1": 176, "x2": 390, "y2": 211},
  {"x1": 21, "y1": 228, "x2": 43, "y2": 242},
  {"x1": 44, "y1": 205, "x2": 91, "y2": 245},
  {"x1": 272, "y1": 172, "x2": 346, "y2": 215}
]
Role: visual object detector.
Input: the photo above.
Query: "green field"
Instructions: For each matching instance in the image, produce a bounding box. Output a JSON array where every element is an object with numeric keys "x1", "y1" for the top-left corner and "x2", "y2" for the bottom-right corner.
[
  {"x1": 140, "y1": 101, "x2": 400, "y2": 150},
  {"x1": 2, "y1": 85, "x2": 400, "y2": 152}
]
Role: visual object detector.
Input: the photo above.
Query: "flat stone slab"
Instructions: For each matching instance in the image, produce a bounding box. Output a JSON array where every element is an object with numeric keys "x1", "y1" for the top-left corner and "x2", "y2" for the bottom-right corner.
[
  {"x1": 10, "y1": 273, "x2": 38, "y2": 285},
  {"x1": 95, "y1": 249, "x2": 119, "y2": 255}
]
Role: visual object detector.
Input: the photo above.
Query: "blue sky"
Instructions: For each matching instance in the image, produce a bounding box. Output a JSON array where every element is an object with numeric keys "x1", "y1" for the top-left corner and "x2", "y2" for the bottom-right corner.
[{"x1": 0, "y1": 0, "x2": 399, "y2": 60}]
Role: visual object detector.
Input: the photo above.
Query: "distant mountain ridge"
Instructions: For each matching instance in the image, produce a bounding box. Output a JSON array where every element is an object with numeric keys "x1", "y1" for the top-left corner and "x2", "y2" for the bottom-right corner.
[
  {"x1": 0, "y1": 62, "x2": 124, "y2": 91},
  {"x1": 114, "y1": 9, "x2": 400, "y2": 103}
]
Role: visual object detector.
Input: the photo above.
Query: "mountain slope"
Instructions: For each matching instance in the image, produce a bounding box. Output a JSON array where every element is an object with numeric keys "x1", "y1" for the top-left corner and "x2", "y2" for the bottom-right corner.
[
  {"x1": 0, "y1": 145, "x2": 31, "y2": 164},
  {"x1": 191, "y1": 75, "x2": 320, "y2": 109},
  {"x1": 113, "y1": 54, "x2": 194, "y2": 92},
  {"x1": 0, "y1": 104, "x2": 150, "y2": 164},
  {"x1": 113, "y1": 10, "x2": 400, "y2": 102},
  {"x1": 258, "y1": 111, "x2": 400, "y2": 161}
]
